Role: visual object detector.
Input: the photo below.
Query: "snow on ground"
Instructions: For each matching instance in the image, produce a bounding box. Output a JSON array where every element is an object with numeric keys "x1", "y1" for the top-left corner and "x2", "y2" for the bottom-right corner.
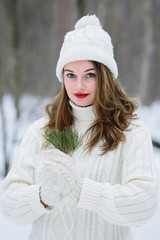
[
  {"x1": 132, "y1": 101, "x2": 160, "y2": 239},
  {"x1": 0, "y1": 212, "x2": 31, "y2": 240},
  {"x1": 0, "y1": 95, "x2": 160, "y2": 239}
]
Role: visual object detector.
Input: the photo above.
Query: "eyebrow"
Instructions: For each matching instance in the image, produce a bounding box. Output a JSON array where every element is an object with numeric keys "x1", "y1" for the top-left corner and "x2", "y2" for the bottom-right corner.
[
  {"x1": 64, "y1": 68, "x2": 96, "y2": 73},
  {"x1": 84, "y1": 68, "x2": 95, "y2": 72},
  {"x1": 64, "y1": 69, "x2": 74, "y2": 72}
]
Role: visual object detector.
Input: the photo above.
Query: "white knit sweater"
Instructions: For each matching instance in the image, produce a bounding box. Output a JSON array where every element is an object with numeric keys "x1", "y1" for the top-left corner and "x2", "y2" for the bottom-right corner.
[{"x1": 0, "y1": 102, "x2": 158, "y2": 240}]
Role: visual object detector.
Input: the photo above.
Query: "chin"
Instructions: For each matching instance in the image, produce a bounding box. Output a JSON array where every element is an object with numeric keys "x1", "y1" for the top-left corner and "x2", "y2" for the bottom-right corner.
[{"x1": 74, "y1": 101, "x2": 92, "y2": 107}]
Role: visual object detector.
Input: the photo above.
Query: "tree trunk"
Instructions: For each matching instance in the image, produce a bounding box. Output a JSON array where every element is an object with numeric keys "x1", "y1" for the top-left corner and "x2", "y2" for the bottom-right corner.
[
  {"x1": 1, "y1": 0, "x2": 21, "y2": 175},
  {"x1": 77, "y1": 0, "x2": 85, "y2": 18},
  {"x1": 139, "y1": 0, "x2": 154, "y2": 105},
  {"x1": 0, "y1": 97, "x2": 9, "y2": 177},
  {"x1": 147, "y1": 0, "x2": 160, "y2": 103},
  {"x1": 54, "y1": 0, "x2": 77, "y2": 61},
  {"x1": 3, "y1": 0, "x2": 21, "y2": 118}
]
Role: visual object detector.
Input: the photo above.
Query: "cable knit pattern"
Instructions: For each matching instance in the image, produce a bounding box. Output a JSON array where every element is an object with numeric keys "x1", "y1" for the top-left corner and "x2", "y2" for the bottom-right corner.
[{"x1": 0, "y1": 103, "x2": 158, "y2": 240}]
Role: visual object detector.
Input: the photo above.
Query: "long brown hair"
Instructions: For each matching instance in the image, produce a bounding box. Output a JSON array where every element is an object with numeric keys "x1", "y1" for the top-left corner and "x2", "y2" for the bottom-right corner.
[{"x1": 45, "y1": 61, "x2": 138, "y2": 155}]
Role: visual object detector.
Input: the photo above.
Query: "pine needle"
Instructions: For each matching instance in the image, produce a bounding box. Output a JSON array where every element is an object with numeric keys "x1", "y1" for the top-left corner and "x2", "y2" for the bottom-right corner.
[{"x1": 43, "y1": 127, "x2": 82, "y2": 155}]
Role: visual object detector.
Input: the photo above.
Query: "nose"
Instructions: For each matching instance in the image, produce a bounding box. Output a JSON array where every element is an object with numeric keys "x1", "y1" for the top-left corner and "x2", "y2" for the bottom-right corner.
[
  {"x1": 76, "y1": 77, "x2": 85, "y2": 91},
  {"x1": 75, "y1": 77, "x2": 85, "y2": 91}
]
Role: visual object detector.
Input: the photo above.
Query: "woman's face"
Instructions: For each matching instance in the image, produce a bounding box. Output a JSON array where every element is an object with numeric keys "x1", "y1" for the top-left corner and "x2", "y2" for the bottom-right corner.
[{"x1": 63, "y1": 60, "x2": 97, "y2": 107}]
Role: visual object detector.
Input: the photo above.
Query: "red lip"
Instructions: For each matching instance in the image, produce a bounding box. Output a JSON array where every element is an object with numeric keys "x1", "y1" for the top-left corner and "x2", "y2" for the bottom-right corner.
[{"x1": 74, "y1": 93, "x2": 89, "y2": 98}]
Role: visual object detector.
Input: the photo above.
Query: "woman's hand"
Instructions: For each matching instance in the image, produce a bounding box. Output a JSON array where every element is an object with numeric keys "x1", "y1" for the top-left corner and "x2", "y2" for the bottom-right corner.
[{"x1": 38, "y1": 148, "x2": 77, "y2": 207}]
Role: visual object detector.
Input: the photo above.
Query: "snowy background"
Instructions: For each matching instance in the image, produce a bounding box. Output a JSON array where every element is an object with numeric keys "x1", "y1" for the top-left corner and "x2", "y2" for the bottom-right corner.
[{"x1": 0, "y1": 94, "x2": 160, "y2": 240}]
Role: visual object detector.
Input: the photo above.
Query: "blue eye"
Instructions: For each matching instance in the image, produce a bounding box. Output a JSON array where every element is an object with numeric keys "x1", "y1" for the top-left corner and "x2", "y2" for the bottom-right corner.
[
  {"x1": 87, "y1": 73, "x2": 96, "y2": 78},
  {"x1": 67, "y1": 73, "x2": 75, "y2": 78}
]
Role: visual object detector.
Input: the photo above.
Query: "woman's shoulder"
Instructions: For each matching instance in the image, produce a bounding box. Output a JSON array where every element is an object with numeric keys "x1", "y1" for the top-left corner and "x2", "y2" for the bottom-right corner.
[
  {"x1": 30, "y1": 116, "x2": 49, "y2": 130},
  {"x1": 125, "y1": 117, "x2": 150, "y2": 138},
  {"x1": 25, "y1": 116, "x2": 49, "y2": 141}
]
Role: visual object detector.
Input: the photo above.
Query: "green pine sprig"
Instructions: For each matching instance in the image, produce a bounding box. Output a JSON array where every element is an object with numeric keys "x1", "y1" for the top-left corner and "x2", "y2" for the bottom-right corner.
[{"x1": 43, "y1": 127, "x2": 83, "y2": 155}]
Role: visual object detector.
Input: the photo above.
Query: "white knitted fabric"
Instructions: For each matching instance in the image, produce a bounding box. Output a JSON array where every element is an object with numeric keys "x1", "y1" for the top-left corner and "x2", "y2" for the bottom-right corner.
[
  {"x1": 38, "y1": 148, "x2": 77, "y2": 206},
  {"x1": 56, "y1": 15, "x2": 118, "y2": 82},
  {"x1": 0, "y1": 104, "x2": 158, "y2": 240}
]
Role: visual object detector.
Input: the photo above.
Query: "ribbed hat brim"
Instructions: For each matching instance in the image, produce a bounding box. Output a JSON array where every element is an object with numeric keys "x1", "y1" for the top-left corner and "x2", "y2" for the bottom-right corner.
[{"x1": 56, "y1": 44, "x2": 118, "y2": 82}]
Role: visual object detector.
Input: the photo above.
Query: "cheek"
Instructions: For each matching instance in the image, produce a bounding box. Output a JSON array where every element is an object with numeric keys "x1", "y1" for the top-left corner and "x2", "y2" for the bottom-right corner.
[
  {"x1": 64, "y1": 80, "x2": 72, "y2": 96},
  {"x1": 90, "y1": 81, "x2": 97, "y2": 96}
]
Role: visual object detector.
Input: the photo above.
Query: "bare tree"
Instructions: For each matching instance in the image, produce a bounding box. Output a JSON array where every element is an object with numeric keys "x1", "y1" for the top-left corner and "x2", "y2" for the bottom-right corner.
[
  {"x1": 139, "y1": 0, "x2": 154, "y2": 104},
  {"x1": 2, "y1": 0, "x2": 21, "y2": 117},
  {"x1": 77, "y1": 0, "x2": 85, "y2": 18},
  {"x1": 54, "y1": 0, "x2": 77, "y2": 59},
  {"x1": 1, "y1": 0, "x2": 20, "y2": 175},
  {"x1": 147, "y1": 0, "x2": 160, "y2": 103}
]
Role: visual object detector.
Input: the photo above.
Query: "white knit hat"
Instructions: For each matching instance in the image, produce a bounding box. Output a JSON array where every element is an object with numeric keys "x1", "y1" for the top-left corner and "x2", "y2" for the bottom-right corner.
[{"x1": 56, "y1": 15, "x2": 118, "y2": 82}]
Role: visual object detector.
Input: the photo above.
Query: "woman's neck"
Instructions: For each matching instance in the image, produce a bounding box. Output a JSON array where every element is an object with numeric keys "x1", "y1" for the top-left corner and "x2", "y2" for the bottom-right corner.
[{"x1": 69, "y1": 101, "x2": 96, "y2": 122}]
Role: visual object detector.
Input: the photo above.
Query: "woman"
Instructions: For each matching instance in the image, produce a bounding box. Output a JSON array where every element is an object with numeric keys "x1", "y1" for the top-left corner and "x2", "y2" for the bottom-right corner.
[{"x1": 0, "y1": 15, "x2": 158, "y2": 240}]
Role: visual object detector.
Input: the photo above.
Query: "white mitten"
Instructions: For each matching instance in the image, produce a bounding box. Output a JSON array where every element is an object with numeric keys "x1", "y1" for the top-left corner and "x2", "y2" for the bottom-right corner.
[
  {"x1": 38, "y1": 148, "x2": 77, "y2": 207},
  {"x1": 67, "y1": 178, "x2": 83, "y2": 203}
]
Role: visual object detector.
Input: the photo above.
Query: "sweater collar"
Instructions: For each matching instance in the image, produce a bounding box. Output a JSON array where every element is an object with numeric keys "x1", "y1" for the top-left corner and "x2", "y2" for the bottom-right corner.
[{"x1": 69, "y1": 101, "x2": 96, "y2": 122}]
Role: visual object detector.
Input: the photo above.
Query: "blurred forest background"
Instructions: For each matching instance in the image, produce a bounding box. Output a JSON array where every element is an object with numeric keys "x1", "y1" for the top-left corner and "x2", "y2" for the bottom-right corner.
[{"x1": 0, "y1": 0, "x2": 160, "y2": 176}]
